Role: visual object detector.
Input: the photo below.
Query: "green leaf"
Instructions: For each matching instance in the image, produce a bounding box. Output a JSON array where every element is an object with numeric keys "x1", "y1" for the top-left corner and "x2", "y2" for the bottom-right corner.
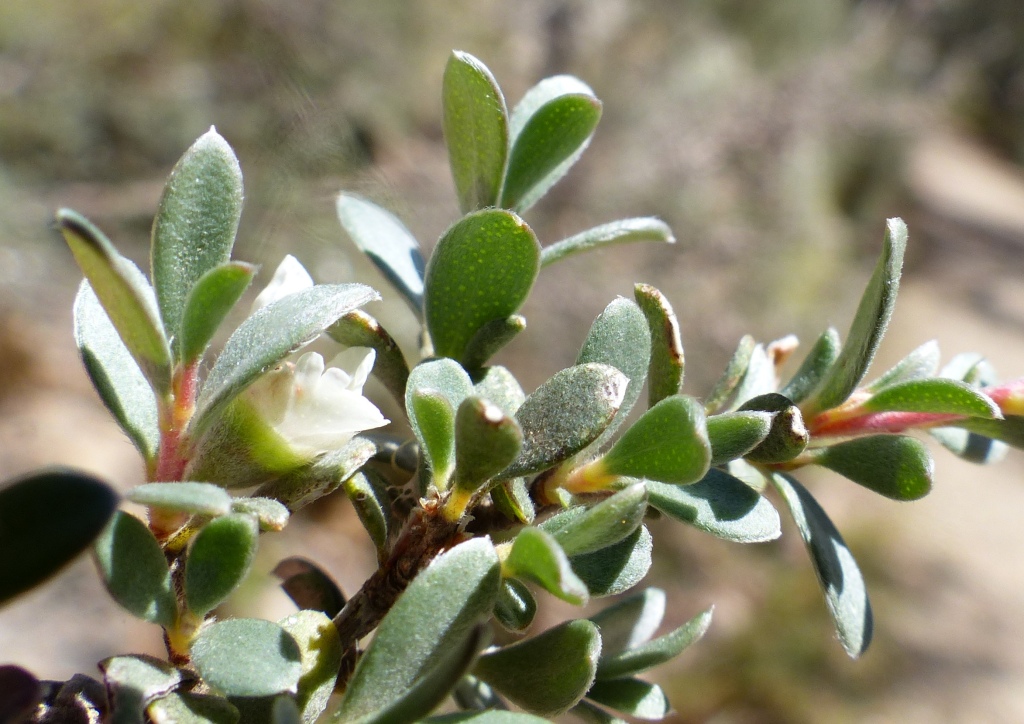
[
  {"x1": 178, "y1": 261, "x2": 256, "y2": 365},
  {"x1": 343, "y1": 472, "x2": 391, "y2": 560},
  {"x1": 490, "y1": 478, "x2": 535, "y2": 524},
  {"x1": 424, "y1": 209, "x2": 540, "y2": 362},
  {"x1": 453, "y1": 676, "x2": 506, "y2": 712},
  {"x1": 501, "y1": 76, "x2": 602, "y2": 212},
  {"x1": 771, "y1": 473, "x2": 873, "y2": 657},
  {"x1": 452, "y1": 397, "x2": 523, "y2": 495},
  {"x1": 929, "y1": 426, "x2": 1007, "y2": 464},
  {"x1": 704, "y1": 335, "x2": 755, "y2": 413},
  {"x1": 737, "y1": 393, "x2": 809, "y2": 464},
  {"x1": 410, "y1": 390, "x2": 457, "y2": 487},
  {"x1": 598, "y1": 395, "x2": 710, "y2": 485},
  {"x1": 577, "y1": 298, "x2": 651, "y2": 447},
  {"x1": 100, "y1": 655, "x2": 181, "y2": 724},
  {"x1": 231, "y1": 497, "x2": 290, "y2": 532},
  {"x1": 425, "y1": 712, "x2": 550, "y2": 723},
  {"x1": 504, "y1": 527, "x2": 588, "y2": 605},
  {"x1": 505, "y1": 364, "x2": 628, "y2": 478},
  {"x1": 0, "y1": 469, "x2": 117, "y2": 606},
  {"x1": 634, "y1": 283, "x2": 685, "y2": 407},
  {"x1": 494, "y1": 578, "x2": 537, "y2": 632},
  {"x1": 596, "y1": 606, "x2": 712, "y2": 679},
  {"x1": 192, "y1": 619, "x2": 303, "y2": 697},
  {"x1": 336, "y1": 193, "x2": 425, "y2": 312},
  {"x1": 645, "y1": 470, "x2": 781, "y2": 543},
  {"x1": 273, "y1": 557, "x2": 346, "y2": 619},
  {"x1": 866, "y1": 340, "x2": 940, "y2": 392},
  {"x1": 729, "y1": 344, "x2": 775, "y2": 409},
  {"x1": 192, "y1": 283, "x2": 379, "y2": 435},
  {"x1": 570, "y1": 700, "x2": 627, "y2": 724},
  {"x1": 805, "y1": 218, "x2": 908, "y2": 414},
  {"x1": 588, "y1": 588, "x2": 665, "y2": 657},
  {"x1": 278, "y1": 610, "x2": 343, "y2": 723},
  {"x1": 462, "y1": 315, "x2": 527, "y2": 370},
  {"x1": 861, "y1": 378, "x2": 999, "y2": 418},
  {"x1": 185, "y1": 513, "x2": 259, "y2": 616},
  {"x1": 151, "y1": 128, "x2": 243, "y2": 350},
  {"x1": 255, "y1": 437, "x2": 376, "y2": 511},
  {"x1": 474, "y1": 620, "x2": 601, "y2": 716},
  {"x1": 955, "y1": 415, "x2": 1024, "y2": 450},
  {"x1": 810, "y1": 435, "x2": 933, "y2": 501},
  {"x1": 93, "y1": 510, "x2": 176, "y2": 627},
  {"x1": 148, "y1": 693, "x2": 240, "y2": 723},
  {"x1": 58, "y1": 209, "x2": 172, "y2": 395},
  {"x1": 327, "y1": 310, "x2": 410, "y2": 410},
  {"x1": 272, "y1": 697, "x2": 302, "y2": 724},
  {"x1": 540, "y1": 484, "x2": 647, "y2": 557},
  {"x1": 780, "y1": 328, "x2": 840, "y2": 404},
  {"x1": 74, "y1": 279, "x2": 159, "y2": 460},
  {"x1": 127, "y1": 482, "x2": 232, "y2": 518},
  {"x1": 472, "y1": 365, "x2": 526, "y2": 416},
  {"x1": 337, "y1": 538, "x2": 501, "y2": 722},
  {"x1": 541, "y1": 219, "x2": 674, "y2": 268},
  {"x1": 570, "y1": 525, "x2": 653, "y2": 597},
  {"x1": 443, "y1": 51, "x2": 509, "y2": 213},
  {"x1": 585, "y1": 678, "x2": 670, "y2": 721},
  {"x1": 707, "y1": 411, "x2": 772, "y2": 465}
]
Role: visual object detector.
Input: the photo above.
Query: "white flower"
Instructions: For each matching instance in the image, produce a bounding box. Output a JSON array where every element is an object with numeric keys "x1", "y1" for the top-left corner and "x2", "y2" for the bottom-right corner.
[
  {"x1": 246, "y1": 348, "x2": 389, "y2": 457},
  {"x1": 252, "y1": 254, "x2": 314, "y2": 311}
]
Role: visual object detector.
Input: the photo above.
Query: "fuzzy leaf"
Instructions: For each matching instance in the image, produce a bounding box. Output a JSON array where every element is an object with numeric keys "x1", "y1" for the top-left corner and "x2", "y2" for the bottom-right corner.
[
  {"x1": 771, "y1": 474, "x2": 873, "y2": 657},
  {"x1": 634, "y1": 283, "x2": 685, "y2": 407},
  {"x1": 148, "y1": 693, "x2": 240, "y2": 723},
  {"x1": 490, "y1": 478, "x2": 535, "y2": 524},
  {"x1": 452, "y1": 397, "x2": 523, "y2": 495},
  {"x1": 462, "y1": 315, "x2": 527, "y2": 370},
  {"x1": 101, "y1": 655, "x2": 182, "y2": 724},
  {"x1": 502, "y1": 77, "x2": 602, "y2": 212},
  {"x1": 929, "y1": 426, "x2": 1007, "y2": 464},
  {"x1": 474, "y1": 620, "x2": 601, "y2": 716},
  {"x1": 278, "y1": 610, "x2": 343, "y2": 723},
  {"x1": 780, "y1": 328, "x2": 840, "y2": 404},
  {"x1": 192, "y1": 619, "x2": 303, "y2": 697},
  {"x1": 585, "y1": 679, "x2": 670, "y2": 721},
  {"x1": 570, "y1": 525, "x2": 653, "y2": 597},
  {"x1": 588, "y1": 588, "x2": 665, "y2": 657},
  {"x1": 738, "y1": 393, "x2": 809, "y2": 464},
  {"x1": 504, "y1": 527, "x2": 588, "y2": 605},
  {"x1": 472, "y1": 365, "x2": 526, "y2": 416},
  {"x1": 185, "y1": 513, "x2": 259, "y2": 616},
  {"x1": 93, "y1": 510, "x2": 176, "y2": 627},
  {"x1": 74, "y1": 280, "x2": 159, "y2": 460},
  {"x1": 707, "y1": 411, "x2": 772, "y2": 465},
  {"x1": 231, "y1": 497, "x2": 290, "y2": 532},
  {"x1": 127, "y1": 482, "x2": 232, "y2": 518},
  {"x1": 410, "y1": 390, "x2": 457, "y2": 487},
  {"x1": 178, "y1": 261, "x2": 256, "y2": 365},
  {"x1": 273, "y1": 557, "x2": 346, "y2": 619},
  {"x1": 494, "y1": 578, "x2": 537, "y2": 633},
  {"x1": 425, "y1": 712, "x2": 550, "y2": 723},
  {"x1": 704, "y1": 335, "x2": 755, "y2": 413},
  {"x1": 956, "y1": 416, "x2": 1024, "y2": 450},
  {"x1": 541, "y1": 219, "x2": 674, "y2": 268},
  {"x1": 443, "y1": 51, "x2": 509, "y2": 213},
  {"x1": 811, "y1": 435, "x2": 933, "y2": 501},
  {"x1": 337, "y1": 193, "x2": 425, "y2": 313},
  {"x1": 596, "y1": 606, "x2": 712, "y2": 679},
  {"x1": 343, "y1": 472, "x2": 391, "y2": 560},
  {"x1": 424, "y1": 209, "x2": 540, "y2": 362},
  {"x1": 729, "y1": 344, "x2": 775, "y2": 409},
  {"x1": 540, "y1": 484, "x2": 647, "y2": 557},
  {"x1": 504, "y1": 364, "x2": 627, "y2": 478},
  {"x1": 866, "y1": 340, "x2": 940, "y2": 392},
  {"x1": 645, "y1": 470, "x2": 781, "y2": 543},
  {"x1": 806, "y1": 218, "x2": 908, "y2": 414},
  {"x1": 327, "y1": 310, "x2": 410, "y2": 410},
  {"x1": 453, "y1": 676, "x2": 506, "y2": 713},
  {"x1": 59, "y1": 209, "x2": 172, "y2": 394},
  {"x1": 256, "y1": 437, "x2": 376, "y2": 511},
  {"x1": 862, "y1": 378, "x2": 999, "y2": 418}
]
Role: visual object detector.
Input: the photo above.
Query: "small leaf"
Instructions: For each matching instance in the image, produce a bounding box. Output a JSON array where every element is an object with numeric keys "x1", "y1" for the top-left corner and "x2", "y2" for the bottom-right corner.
[
  {"x1": 570, "y1": 700, "x2": 627, "y2": 724},
  {"x1": 410, "y1": 390, "x2": 457, "y2": 487},
  {"x1": 255, "y1": 437, "x2": 376, "y2": 511},
  {"x1": 462, "y1": 315, "x2": 527, "y2": 370},
  {"x1": 866, "y1": 340, "x2": 941, "y2": 392},
  {"x1": 148, "y1": 693, "x2": 240, "y2": 724},
  {"x1": 771, "y1": 473, "x2": 873, "y2": 657},
  {"x1": 490, "y1": 478, "x2": 535, "y2": 524},
  {"x1": 541, "y1": 219, "x2": 675, "y2": 268},
  {"x1": 231, "y1": 497, "x2": 290, "y2": 532},
  {"x1": 472, "y1": 365, "x2": 526, "y2": 416},
  {"x1": 58, "y1": 210, "x2": 172, "y2": 394},
  {"x1": 191, "y1": 619, "x2": 303, "y2": 697},
  {"x1": 504, "y1": 363, "x2": 627, "y2": 478},
  {"x1": 597, "y1": 396, "x2": 710, "y2": 485},
  {"x1": 100, "y1": 654, "x2": 182, "y2": 724},
  {"x1": 956, "y1": 415, "x2": 1024, "y2": 449},
  {"x1": 0, "y1": 469, "x2": 118, "y2": 606},
  {"x1": 185, "y1": 513, "x2": 259, "y2": 616},
  {"x1": 453, "y1": 676, "x2": 506, "y2": 712},
  {"x1": 474, "y1": 620, "x2": 601, "y2": 716},
  {"x1": 273, "y1": 557, "x2": 346, "y2": 618},
  {"x1": 343, "y1": 472, "x2": 391, "y2": 560},
  {"x1": 585, "y1": 678, "x2": 670, "y2": 721},
  {"x1": 192, "y1": 283, "x2": 379, "y2": 435},
  {"x1": 336, "y1": 193, "x2": 426, "y2": 312},
  {"x1": 452, "y1": 397, "x2": 523, "y2": 496},
  {"x1": 337, "y1": 538, "x2": 501, "y2": 722},
  {"x1": 588, "y1": 588, "x2": 665, "y2": 657},
  {"x1": 278, "y1": 610, "x2": 343, "y2": 723},
  {"x1": 738, "y1": 393, "x2": 809, "y2": 464},
  {"x1": 570, "y1": 525, "x2": 653, "y2": 597},
  {"x1": 729, "y1": 344, "x2": 775, "y2": 409},
  {"x1": 707, "y1": 411, "x2": 772, "y2": 465},
  {"x1": 93, "y1": 510, "x2": 176, "y2": 626},
  {"x1": 443, "y1": 51, "x2": 509, "y2": 213},
  {"x1": 596, "y1": 606, "x2": 712, "y2": 679},
  {"x1": 74, "y1": 280, "x2": 159, "y2": 460},
  {"x1": 504, "y1": 527, "x2": 588, "y2": 605},
  {"x1": 327, "y1": 310, "x2": 410, "y2": 409},
  {"x1": 929, "y1": 426, "x2": 1007, "y2": 464},
  {"x1": 704, "y1": 335, "x2": 755, "y2": 413},
  {"x1": 634, "y1": 283, "x2": 685, "y2": 407},
  {"x1": 862, "y1": 378, "x2": 999, "y2": 418},
  {"x1": 424, "y1": 209, "x2": 540, "y2": 362},
  {"x1": 805, "y1": 218, "x2": 908, "y2": 414},
  {"x1": 810, "y1": 435, "x2": 933, "y2": 501},
  {"x1": 779, "y1": 328, "x2": 840, "y2": 404},
  {"x1": 178, "y1": 261, "x2": 256, "y2": 365},
  {"x1": 127, "y1": 482, "x2": 232, "y2": 517},
  {"x1": 425, "y1": 712, "x2": 550, "y2": 723},
  {"x1": 494, "y1": 578, "x2": 537, "y2": 633},
  {"x1": 577, "y1": 298, "x2": 651, "y2": 447},
  {"x1": 540, "y1": 484, "x2": 647, "y2": 557},
  {"x1": 645, "y1": 471, "x2": 781, "y2": 543},
  {"x1": 501, "y1": 77, "x2": 602, "y2": 212},
  {"x1": 151, "y1": 128, "x2": 243, "y2": 349}
]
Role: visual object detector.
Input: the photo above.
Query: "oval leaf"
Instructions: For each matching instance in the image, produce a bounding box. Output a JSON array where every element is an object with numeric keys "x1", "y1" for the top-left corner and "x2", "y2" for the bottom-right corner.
[
  {"x1": 596, "y1": 606, "x2": 712, "y2": 679},
  {"x1": 148, "y1": 693, "x2": 240, "y2": 724},
  {"x1": 585, "y1": 678, "x2": 670, "y2": 721},
  {"x1": 588, "y1": 588, "x2": 665, "y2": 657},
  {"x1": 540, "y1": 483, "x2": 647, "y2": 557},
  {"x1": 570, "y1": 525, "x2": 653, "y2": 598},
  {"x1": 462, "y1": 315, "x2": 527, "y2": 370},
  {"x1": 494, "y1": 578, "x2": 537, "y2": 633},
  {"x1": 634, "y1": 283, "x2": 685, "y2": 407},
  {"x1": 862, "y1": 377, "x2": 999, "y2": 418},
  {"x1": 185, "y1": 513, "x2": 259, "y2": 616},
  {"x1": 191, "y1": 618, "x2": 302, "y2": 697},
  {"x1": 178, "y1": 261, "x2": 256, "y2": 365},
  {"x1": 93, "y1": 510, "x2": 176, "y2": 626},
  {"x1": 452, "y1": 397, "x2": 523, "y2": 497},
  {"x1": 278, "y1": 610, "x2": 343, "y2": 723},
  {"x1": 866, "y1": 339, "x2": 941, "y2": 392},
  {"x1": 410, "y1": 390, "x2": 457, "y2": 488},
  {"x1": 812, "y1": 434, "x2": 933, "y2": 501},
  {"x1": 707, "y1": 411, "x2": 772, "y2": 466},
  {"x1": 541, "y1": 219, "x2": 675, "y2": 269},
  {"x1": 504, "y1": 527, "x2": 588, "y2": 606},
  {"x1": 127, "y1": 482, "x2": 232, "y2": 518},
  {"x1": 231, "y1": 496, "x2": 290, "y2": 532},
  {"x1": 100, "y1": 654, "x2": 182, "y2": 720},
  {"x1": 472, "y1": 365, "x2": 527, "y2": 416},
  {"x1": 779, "y1": 328, "x2": 840, "y2": 404},
  {"x1": 273, "y1": 557, "x2": 346, "y2": 619},
  {"x1": 703, "y1": 335, "x2": 755, "y2": 414}
]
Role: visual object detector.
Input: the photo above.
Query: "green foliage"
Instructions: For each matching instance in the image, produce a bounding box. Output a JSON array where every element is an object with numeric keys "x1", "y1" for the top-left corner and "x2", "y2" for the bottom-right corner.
[{"x1": 191, "y1": 619, "x2": 303, "y2": 697}]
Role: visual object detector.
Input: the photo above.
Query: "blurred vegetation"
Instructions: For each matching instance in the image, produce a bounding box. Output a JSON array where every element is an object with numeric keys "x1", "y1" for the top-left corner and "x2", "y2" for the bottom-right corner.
[{"x1": 2, "y1": 0, "x2": 1023, "y2": 720}]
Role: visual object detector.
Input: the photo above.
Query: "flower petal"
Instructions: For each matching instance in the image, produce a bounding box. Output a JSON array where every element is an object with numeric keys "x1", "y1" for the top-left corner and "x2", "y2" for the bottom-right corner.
[
  {"x1": 328, "y1": 347, "x2": 377, "y2": 392},
  {"x1": 252, "y1": 254, "x2": 315, "y2": 311}
]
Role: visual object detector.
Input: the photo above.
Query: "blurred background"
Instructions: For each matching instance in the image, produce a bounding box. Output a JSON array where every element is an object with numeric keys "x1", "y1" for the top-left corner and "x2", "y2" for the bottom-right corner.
[{"x1": 3, "y1": 0, "x2": 1024, "y2": 721}]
